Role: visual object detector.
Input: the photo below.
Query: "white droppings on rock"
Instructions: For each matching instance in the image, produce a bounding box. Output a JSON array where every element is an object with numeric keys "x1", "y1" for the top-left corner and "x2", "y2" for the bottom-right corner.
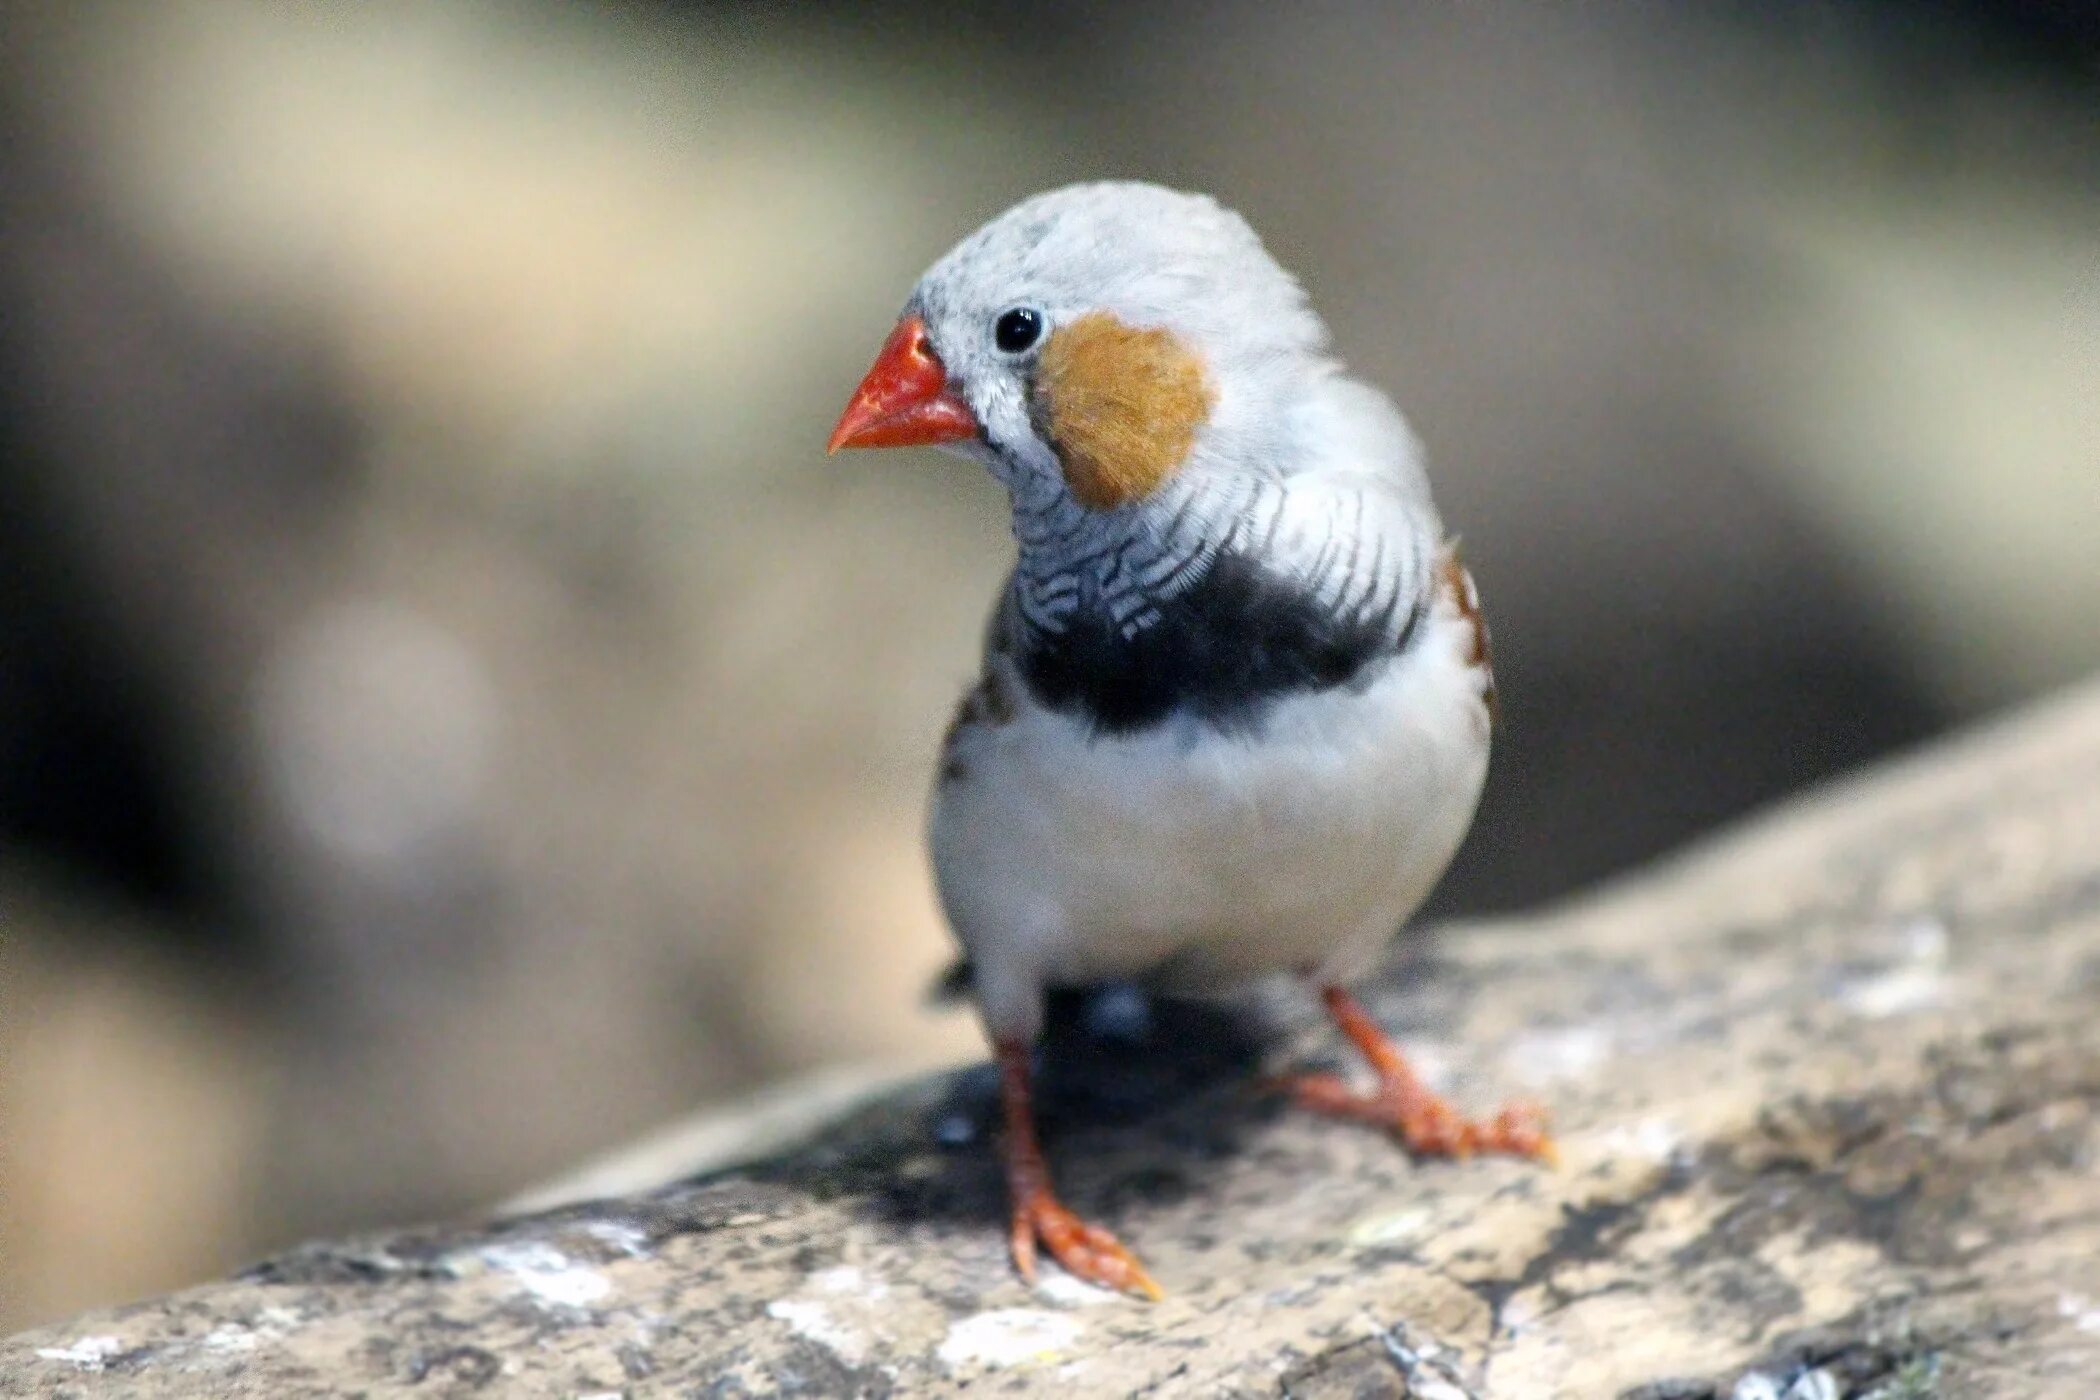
[
  {"x1": 189, "y1": 1307, "x2": 301, "y2": 1358},
  {"x1": 936, "y1": 1309, "x2": 1083, "y2": 1369},
  {"x1": 766, "y1": 1265, "x2": 897, "y2": 1364},
  {"x1": 1402, "y1": 1372, "x2": 1472, "y2": 1400},
  {"x1": 1376, "y1": 1324, "x2": 1473, "y2": 1400},
  {"x1": 1842, "y1": 965, "x2": 1946, "y2": 1018},
  {"x1": 2058, "y1": 1292, "x2": 2100, "y2": 1332},
  {"x1": 480, "y1": 1241, "x2": 613, "y2": 1309},
  {"x1": 1783, "y1": 1367, "x2": 1839, "y2": 1400},
  {"x1": 1503, "y1": 1024, "x2": 1611, "y2": 1086},
  {"x1": 1595, "y1": 1116, "x2": 1683, "y2": 1164},
  {"x1": 768, "y1": 1299, "x2": 870, "y2": 1364},
  {"x1": 1495, "y1": 1290, "x2": 1543, "y2": 1336},
  {"x1": 809, "y1": 1265, "x2": 878, "y2": 1296},
  {"x1": 583, "y1": 1219, "x2": 651, "y2": 1257},
  {"x1": 1033, "y1": 1271, "x2": 1121, "y2": 1306},
  {"x1": 34, "y1": 1336, "x2": 123, "y2": 1371},
  {"x1": 1843, "y1": 915, "x2": 1954, "y2": 1018},
  {"x1": 1348, "y1": 1206, "x2": 1432, "y2": 1249},
  {"x1": 1729, "y1": 1373, "x2": 1783, "y2": 1400}
]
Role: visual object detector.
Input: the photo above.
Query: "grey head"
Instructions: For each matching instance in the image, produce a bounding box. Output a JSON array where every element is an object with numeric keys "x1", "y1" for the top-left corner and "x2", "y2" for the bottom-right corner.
[
  {"x1": 830, "y1": 181, "x2": 1439, "y2": 661},
  {"x1": 908, "y1": 181, "x2": 1331, "y2": 494}
]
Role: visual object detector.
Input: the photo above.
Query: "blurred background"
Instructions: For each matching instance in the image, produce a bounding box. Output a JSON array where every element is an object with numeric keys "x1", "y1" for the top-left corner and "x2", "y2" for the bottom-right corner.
[{"x1": 2, "y1": 0, "x2": 2095, "y2": 1332}]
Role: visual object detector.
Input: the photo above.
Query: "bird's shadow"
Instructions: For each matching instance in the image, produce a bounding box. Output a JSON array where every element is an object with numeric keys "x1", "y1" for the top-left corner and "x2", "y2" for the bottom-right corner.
[
  {"x1": 719, "y1": 940, "x2": 1473, "y2": 1238},
  {"x1": 738, "y1": 983, "x2": 1304, "y2": 1233}
]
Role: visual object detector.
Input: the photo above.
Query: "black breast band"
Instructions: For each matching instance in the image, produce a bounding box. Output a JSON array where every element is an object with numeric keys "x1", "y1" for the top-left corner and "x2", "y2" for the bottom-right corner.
[{"x1": 1015, "y1": 550, "x2": 1415, "y2": 735}]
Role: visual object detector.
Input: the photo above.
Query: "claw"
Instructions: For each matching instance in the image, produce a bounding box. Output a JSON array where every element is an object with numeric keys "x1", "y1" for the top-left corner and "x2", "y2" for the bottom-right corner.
[
  {"x1": 1009, "y1": 1208, "x2": 1039, "y2": 1284},
  {"x1": 1484, "y1": 1100, "x2": 1559, "y2": 1166},
  {"x1": 1013, "y1": 1189, "x2": 1162, "y2": 1300}
]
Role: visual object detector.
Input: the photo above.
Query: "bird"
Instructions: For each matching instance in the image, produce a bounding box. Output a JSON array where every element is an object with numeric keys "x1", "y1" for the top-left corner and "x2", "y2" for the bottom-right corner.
[{"x1": 827, "y1": 181, "x2": 1551, "y2": 1299}]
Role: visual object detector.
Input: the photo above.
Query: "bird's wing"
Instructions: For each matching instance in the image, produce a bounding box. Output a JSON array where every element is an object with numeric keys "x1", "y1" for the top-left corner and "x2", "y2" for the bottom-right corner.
[{"x1": 935, "y1": 575, "x2": 1027, "y2": 787}]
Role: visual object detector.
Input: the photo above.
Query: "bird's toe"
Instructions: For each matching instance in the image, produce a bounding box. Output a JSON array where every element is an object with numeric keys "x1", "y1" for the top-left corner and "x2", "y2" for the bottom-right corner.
[{"x1": 1013, "y1": 1190, "x2": 1162, "y2": 1300}]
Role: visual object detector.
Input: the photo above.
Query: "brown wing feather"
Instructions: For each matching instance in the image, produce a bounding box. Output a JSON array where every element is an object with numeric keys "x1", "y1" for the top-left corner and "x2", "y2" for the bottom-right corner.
[
  {"x1": 938, "y1": 663, "x2": 1017, "y2": 784},
  {"x1": 1437, "y1": 546, "x2": 1497, "y2": 728}
]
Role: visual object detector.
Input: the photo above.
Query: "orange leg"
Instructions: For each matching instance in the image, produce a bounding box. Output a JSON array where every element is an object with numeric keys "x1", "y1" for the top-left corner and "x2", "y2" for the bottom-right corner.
[
  {"x1": 996, "y1": 1039, "x2": 1161, "y2": 1299},
  {"x1": 1276, "y1": 986, "x2": 1556, "y2": 1163}
]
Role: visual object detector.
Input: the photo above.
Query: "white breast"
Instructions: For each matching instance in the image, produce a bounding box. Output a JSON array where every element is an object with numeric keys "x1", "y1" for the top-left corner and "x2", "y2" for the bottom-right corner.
[{"x1": 929, "y1": 584, "x2": 1491, "y2": 1042}]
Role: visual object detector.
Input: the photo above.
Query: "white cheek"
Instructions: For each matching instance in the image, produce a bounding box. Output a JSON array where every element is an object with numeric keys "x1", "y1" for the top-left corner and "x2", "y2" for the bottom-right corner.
[
  {"x1": 970, "y1": 377, "x2": 1029, "y2": 438},
  {"x1": 969, "y1": 385, "x2": 1058, "y2": 481}
]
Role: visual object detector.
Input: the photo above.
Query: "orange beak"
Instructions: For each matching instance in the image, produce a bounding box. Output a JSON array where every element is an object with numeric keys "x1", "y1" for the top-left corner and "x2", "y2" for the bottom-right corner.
[{"x1": 827, "y1": 315, "x2": 980, "y2": 453}]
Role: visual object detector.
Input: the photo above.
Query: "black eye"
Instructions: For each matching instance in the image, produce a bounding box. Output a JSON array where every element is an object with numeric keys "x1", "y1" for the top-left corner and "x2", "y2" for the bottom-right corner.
[{"x1": 994, "y1": 307, "x2": 1043, "y2": 354}]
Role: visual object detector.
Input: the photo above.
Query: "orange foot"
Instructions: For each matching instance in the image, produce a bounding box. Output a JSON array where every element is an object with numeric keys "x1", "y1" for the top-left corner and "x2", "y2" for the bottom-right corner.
[
  {"x1": 1010, "y1": 1185, "x2": 1162, "y2": 1300},
  {"x1": 994, "y1": 1037, "x2": 1163, "y2": 1300},
  {"x1": 1275, "y1": 1070, "x2": 1555, "y2": 1162},
  {"x1": 1274, "y1": 984, "x2": 1558, "y2": 1165}
]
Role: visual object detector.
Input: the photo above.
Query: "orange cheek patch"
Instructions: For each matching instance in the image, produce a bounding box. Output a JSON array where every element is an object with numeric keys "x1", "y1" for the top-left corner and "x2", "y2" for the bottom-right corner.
[{"x1": 1037, "y1": 312, "x2": 1214, "y2": 510}]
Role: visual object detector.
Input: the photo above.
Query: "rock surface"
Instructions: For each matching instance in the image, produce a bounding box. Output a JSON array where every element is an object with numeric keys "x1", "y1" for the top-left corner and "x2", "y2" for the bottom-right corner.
[{"x1": 8, "y1": 681, "x2": 2100, "y2": 1397}]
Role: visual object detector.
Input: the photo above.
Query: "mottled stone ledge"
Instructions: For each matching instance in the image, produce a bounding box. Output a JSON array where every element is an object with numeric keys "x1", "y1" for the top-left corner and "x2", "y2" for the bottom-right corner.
[{"x1": 9, "y1": 682, "x2": 2100, "y2": 1397}]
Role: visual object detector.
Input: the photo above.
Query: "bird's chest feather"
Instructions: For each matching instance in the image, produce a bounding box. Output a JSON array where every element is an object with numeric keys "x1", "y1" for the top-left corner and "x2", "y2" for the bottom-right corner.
[{"x1": 930, "y1": 585, "x2": 1491, "y2": 989}]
